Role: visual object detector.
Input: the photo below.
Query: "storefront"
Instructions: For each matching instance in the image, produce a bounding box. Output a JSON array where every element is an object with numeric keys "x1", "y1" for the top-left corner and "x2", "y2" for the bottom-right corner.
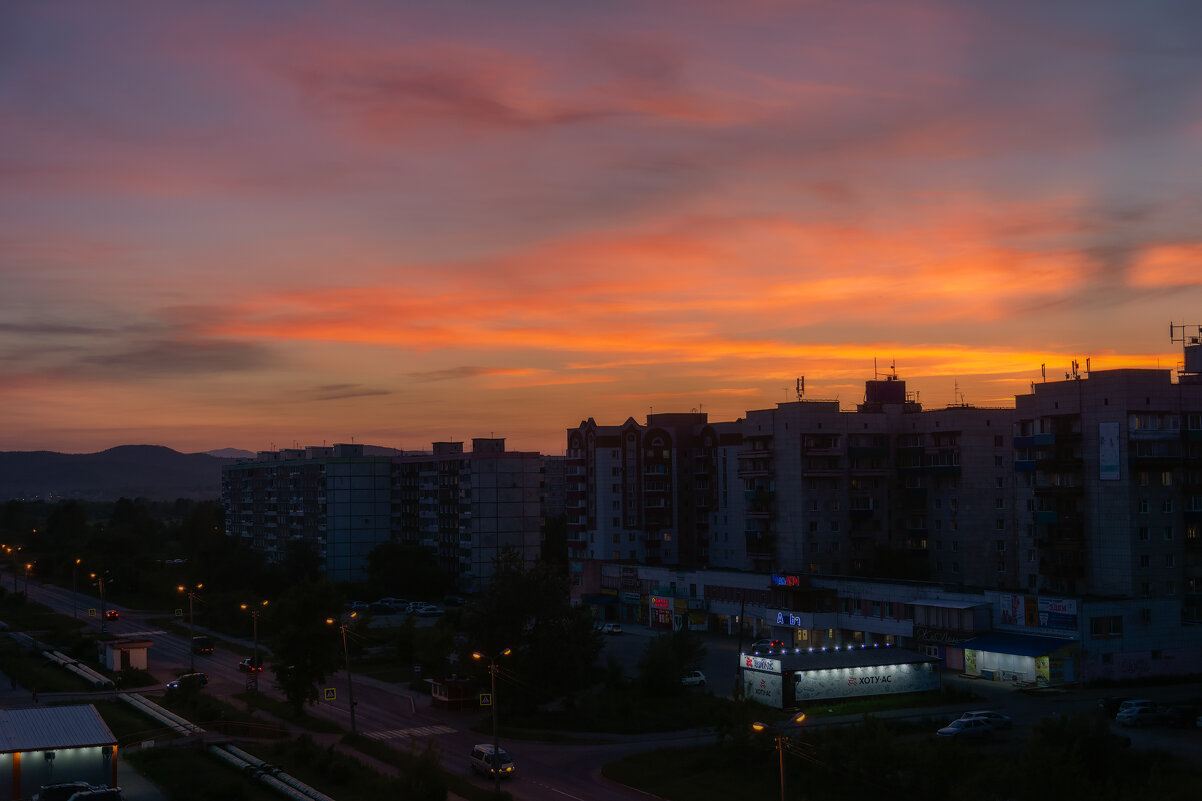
[
  {"x1": 957, "y1": 632, "x2": 1078, "y2": 686},
  {"x1": 740, "y1": 644, "x2": 941, "y2": 709}
]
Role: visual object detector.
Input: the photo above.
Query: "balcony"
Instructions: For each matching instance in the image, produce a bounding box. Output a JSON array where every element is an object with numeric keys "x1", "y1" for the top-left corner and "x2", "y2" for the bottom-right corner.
[{"x1": 1014, "y1": 433, "x2": 1055, "y2": 448}]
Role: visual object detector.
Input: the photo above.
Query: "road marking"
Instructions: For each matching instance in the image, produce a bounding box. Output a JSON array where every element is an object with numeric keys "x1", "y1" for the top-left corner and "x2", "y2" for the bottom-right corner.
[
  {"x1": 530, "y1": 782, "x2": 591, "y2": 801},
  {"x1": 365, "y1": 724, "x2": 455, "y2": 741}
]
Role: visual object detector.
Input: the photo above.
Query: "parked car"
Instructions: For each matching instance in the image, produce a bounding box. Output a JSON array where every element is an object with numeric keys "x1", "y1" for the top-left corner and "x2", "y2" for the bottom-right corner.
[
  {"x1": 413, "y1": 603, "x2": 444, "y2": 617},
  {"x1": 238, "y1": 657, "x2": 262, "y2": 673},
  {"x1": 1162, "y1": 705, "x2": 1199, "y2": 727},
  {"x1": 681, "y1": 670, "x2": 707, "y2": 687},
  {"x1": 1116, "y1": 698, "x2": 1156, "y2": 714},
  {"x1": 166, "y1": 672, "x2": 208, "y2": 690},
  {"x1": 960, "y1": 710, "x2": 1012, "y2": 729},
  {"x1": 1115, "y1": 705, "x2": 1167, "y2": 727},
  {"x1": 750, "y1": 639, "x2": 785, "y2": 653},
  {"x1": 1097, "y1": 696, "x2": 1132, "y2": 717},
  {"x1": 470, "y1": 744, "x2": 515, "y2": 778},
  {"x1": 601, "y1": 622, "x2": 622, "y2": 635},
  {"x1": 33, "y1": 782, "x2": 96, "y2": 801},
  {"x1": 936, "y1": 717, "x2": 993, "y2": 738}
]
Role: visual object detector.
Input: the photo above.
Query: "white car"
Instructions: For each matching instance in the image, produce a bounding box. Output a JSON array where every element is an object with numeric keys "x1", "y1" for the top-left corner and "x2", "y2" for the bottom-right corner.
[
  {"x1": 470, "y1": 744, "x2": 515, "y2": 778},
  {"x1": 960, "y1": 710, "x2": 1012, "y2": 729},
  {"x1": 681, "y1": 670, "x2": 706, "y2": 687}
]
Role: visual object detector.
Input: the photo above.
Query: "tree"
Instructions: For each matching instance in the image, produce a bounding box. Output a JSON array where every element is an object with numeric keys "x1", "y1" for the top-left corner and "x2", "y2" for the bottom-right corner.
[
  {"x1": 463, "y1": 547, "x2": 601, "y2": 707},
  {"x1": 637, "y1": 629, "x2": 706, "y2": 697},
  {"x1": 365, "y1": 542, "x2": 451, "y2": 600},
  {"x1": 266, "y1": 579, "x2": 344, "y2": 716}
]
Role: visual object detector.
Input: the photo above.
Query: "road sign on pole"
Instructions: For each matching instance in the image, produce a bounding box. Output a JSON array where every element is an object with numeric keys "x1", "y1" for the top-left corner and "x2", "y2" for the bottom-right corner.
[
  {"x1": 479, "y1": 693, "x2": 492, "y2": 706},
  {"x1": 324, "y1": 687, "x2": 337, "y2": 701}
]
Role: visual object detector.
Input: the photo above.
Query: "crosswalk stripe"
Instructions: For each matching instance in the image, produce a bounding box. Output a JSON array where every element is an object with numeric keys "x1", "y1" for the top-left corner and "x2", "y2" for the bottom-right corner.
[{"x1": 365, "y1": 724, "x2": 455, "y2": 741}]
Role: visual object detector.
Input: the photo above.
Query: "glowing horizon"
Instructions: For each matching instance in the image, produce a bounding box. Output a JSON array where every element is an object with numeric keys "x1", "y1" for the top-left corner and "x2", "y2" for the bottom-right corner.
[{"x1": 2, "y1": 1, "x2": 1200, "y2": 455}]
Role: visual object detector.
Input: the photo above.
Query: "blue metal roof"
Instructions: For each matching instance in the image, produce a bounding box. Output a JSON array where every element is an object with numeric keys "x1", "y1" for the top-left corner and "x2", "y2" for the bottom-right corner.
[
  {"x1": 0, "y1": 705, "x2": 116, "y2": 753},
  {"x1": 960, "y1": 632, "x2": 1076, "y2": 657}
]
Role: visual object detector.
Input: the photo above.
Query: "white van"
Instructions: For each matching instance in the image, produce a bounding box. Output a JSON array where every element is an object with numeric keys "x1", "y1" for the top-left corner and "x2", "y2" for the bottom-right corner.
[{"x1": 470, "y1": 744, "x2": 515, "y2": 778}]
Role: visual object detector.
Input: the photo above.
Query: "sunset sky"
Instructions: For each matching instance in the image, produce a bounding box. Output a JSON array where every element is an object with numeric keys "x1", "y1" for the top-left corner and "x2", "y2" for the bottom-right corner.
[{"x1": 3, "y1": 1, "x2": 1202, "y2": 455}]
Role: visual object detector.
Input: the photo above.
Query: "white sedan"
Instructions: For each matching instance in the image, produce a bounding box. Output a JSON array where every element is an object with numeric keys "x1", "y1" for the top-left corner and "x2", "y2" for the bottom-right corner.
[{"x1": 681, "y1": 670, "x2": 706, "y2": 687}]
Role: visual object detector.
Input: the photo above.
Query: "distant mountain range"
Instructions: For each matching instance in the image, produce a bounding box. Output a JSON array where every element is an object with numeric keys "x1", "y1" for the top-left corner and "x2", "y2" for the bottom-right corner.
[
  {"x1": 0, "y1": 445, "x2": 246, "y2": 502},
  {"x1": 0, "y1": 444, "x2": 416, "y2": 502}
]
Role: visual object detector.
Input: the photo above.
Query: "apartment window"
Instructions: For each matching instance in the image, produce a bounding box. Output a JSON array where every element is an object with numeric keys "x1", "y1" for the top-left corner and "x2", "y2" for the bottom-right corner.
[
  {"x1": 1138, "y1": 526, "x2": 1149, "y2": 541},
  {"x1": 1166, "y1": 581, "x2": 1176, "y2": 595},
  {"x1": 995, "y1": 498, "x2": 1005, "y2": 509},
  {"x1": 808, "y1": 521, "x2": 819, "y2": 532},
  {"x1": 1165, "y1": 554, "x2": 1175, "y2": 568},
  {"x1": 996, "y1": 560, "x2": 1005, "y2": 573},
  {"x1": 830, "y1": 541, "x2": 840, "y2": 553},
  {"x1": 629, "y1": 550, "x2": 636, "y2": 559},
  {"x1": 996, "y1": 540, "x2": 1006, "y2": 552},
  {"x1": 1162, "y1": 499, "x2": 1174, "y2": 513},
  {"x1": 612, "y1": 484, "x2": 620, "y2": 492},
  {"x1": 1163, "y1": 526, "x2": 1174, "y2": 540},
  {"x1": 952, "y1": 541, "x2": 960, "y2": 552},
  {"x1": 1161, "y1": 471, "x2": 1173, "y2": 486},
  {"x1": 935, "y1": 520, "x2": 942, "y2": 530},
  {"x1": 612, "y1": 533, "x2": 620, "y2": 544},
  {"x1": 1139, "y1": 499, "x2": 1149, "y2": 514},
  {"x1": 1027, "y1": 549, "x2": 1036, "y2": 562},
  {"x1": 830, "y1": 521, "x2": 840, "y2": 532},
  {"x1": 1141, "y1": 581, "x2": 1152, "y2": 596},
  {"x1": 1090, "y1": 615, "x2": 1123, "y2": 639},
  {"x1": 996, "y1": 476, "x2": 1004, "y2": 488},
  {"x1": 952, "y1": 561, "x2": 960, "y2": 573},
  {"x1": 612, "y1": 518, "x2": 620, "y2": 526},
  {"x1": 1138, "y1": 472, "x2": 1149, "y2": 486},
  {"x1": 995, "y1": 519, "x2": 1005, "y2": 530},
  {"x1": 935, "y1": 540, "x2": 943, "y2": 551},
  {"x1": 994, "y1": 455, "x2": 1003, "y2": 467},
  {"x1": 1027, "y1": 499, "x2": 1035, "y2": 511},
  {"x1": 994, "y1": 435, "x2": 1004, "y2": 447},
  {"x1": 1140, "y1": 554, "x2": 1150, "y2": 568},
  {"x1": 810, "y1": 541, "x2": 820, "y2": 552}
]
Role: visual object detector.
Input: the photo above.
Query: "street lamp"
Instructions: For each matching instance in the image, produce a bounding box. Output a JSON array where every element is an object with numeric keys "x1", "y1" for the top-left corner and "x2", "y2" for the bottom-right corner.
[
  {"x1": 240, "y1": 600, "x2": 269, "y2": 688},
  {"x1": 23, "y1": 562, "x2": 32, "y2": 596},
  {"x1": 178, "y1": 583, "x2": 203, "y2": 672},
  {"x1": 472, "y1": 647, "x2": 512, "y2": 794},
  {"x1": 72, "y1": 559, "x2": 81, "y2": 619},
  {"x1": 326, "y1": 612, "x2": 358, "y2": 734},
  {"x1": 91, "y1": 571, "x2": 111, "y2": 633},
  {"x1": 752, "y1": 712, "x2": 806, "y2": 801}
]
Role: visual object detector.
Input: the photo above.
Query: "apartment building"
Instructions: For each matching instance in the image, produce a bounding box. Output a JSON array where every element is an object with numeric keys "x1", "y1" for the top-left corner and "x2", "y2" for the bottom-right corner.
[
  {"x1": 738, "y1": 375, "x2": 1017, "y2": 587},
  {"x1": 223, "y1": 438, "x2": 544, "y2": 588},
  {"x1": 565, "y1": 413, "x2": 744, "y2": 569}
]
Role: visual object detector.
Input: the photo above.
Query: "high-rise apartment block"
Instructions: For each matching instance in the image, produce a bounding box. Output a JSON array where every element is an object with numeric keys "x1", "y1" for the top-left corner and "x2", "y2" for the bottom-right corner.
[
  {"x1": 566, "y1": 414, "x2": 744, "y2": 568},
  {"x1": 223, "y1": 438, "x2": 544, "y2": 588}
]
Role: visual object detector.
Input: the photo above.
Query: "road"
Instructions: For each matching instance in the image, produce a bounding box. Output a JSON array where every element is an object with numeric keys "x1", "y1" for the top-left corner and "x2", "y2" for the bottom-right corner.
[{"x1": 8, "y1": 572, "x2": 674, "y2": 801}]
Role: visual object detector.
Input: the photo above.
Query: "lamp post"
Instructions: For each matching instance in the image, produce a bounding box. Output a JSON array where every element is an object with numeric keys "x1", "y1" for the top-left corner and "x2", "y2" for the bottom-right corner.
[
  {"x1": 472, "y1": 647, "x2": 512, "y2": 794},
  {"x1": 241, "y1": 600, "x2": 269, "y2": 688},
  {"x1": 752, "y1": 712, "x2": 806, "y2": 801},
  {"x1": 72, "y1": 559, "x2": 81, "y2": 619},
  {"x1": 91, "y1": 572, "x2": 109, "y2": 633},
  {"x1": 23, "y1": 563, "x2": 31, "y2": 596},
  {"x1": 178, "y1": 583, "x2": 203, "y2": 672},
  {"x1": 326, "y1": 613, "x2": 358, "y2": 734}
]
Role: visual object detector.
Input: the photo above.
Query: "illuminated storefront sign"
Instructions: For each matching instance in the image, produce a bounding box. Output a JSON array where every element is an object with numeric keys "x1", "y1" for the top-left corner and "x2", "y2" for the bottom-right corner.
[
  {"x1": 742, "y1": 655, "x2": 781, "y2": 672},
  {"x1": 771, "y1": 573, "x2": 803, "y2": 587}
]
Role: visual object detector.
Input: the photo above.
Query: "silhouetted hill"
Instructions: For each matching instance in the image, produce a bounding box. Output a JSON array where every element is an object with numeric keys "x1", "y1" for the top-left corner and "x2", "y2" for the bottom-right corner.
[{"x1": 0, "y1": 445, "x2": 237, "y2": 501}]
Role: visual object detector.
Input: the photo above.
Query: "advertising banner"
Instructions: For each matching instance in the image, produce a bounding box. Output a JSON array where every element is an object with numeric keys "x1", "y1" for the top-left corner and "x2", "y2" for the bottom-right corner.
[
  {"x1": 794, "y1": 662, "x2": 939, "y2": 702},
  {"x1": 1038, "y1": 597, "x2": 1078, "y2": 631},
  {"x1": 1000, "y1": 594, "x2": 1025, "y2": 626},
  {"x1": 744, "y1": 670, "x2": 782, "y2": 707}
]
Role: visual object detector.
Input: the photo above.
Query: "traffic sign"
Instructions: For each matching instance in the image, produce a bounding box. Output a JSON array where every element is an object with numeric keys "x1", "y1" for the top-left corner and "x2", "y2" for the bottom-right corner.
[
  {"x1": 323, "y1": 687, "x2": 337, "y2": 701},
  {"x1": 479, "y1": 693, "x2": 492, "y2": 706}
]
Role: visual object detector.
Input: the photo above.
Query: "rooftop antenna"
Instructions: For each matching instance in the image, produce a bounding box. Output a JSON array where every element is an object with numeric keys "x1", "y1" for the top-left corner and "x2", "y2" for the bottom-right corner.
[
  {"x1": 1041, "y1": 363, "x2": 1046, "y2": 382},
  {"x1": 796, "y1": 377, "x2": 805, "y2": 402}
]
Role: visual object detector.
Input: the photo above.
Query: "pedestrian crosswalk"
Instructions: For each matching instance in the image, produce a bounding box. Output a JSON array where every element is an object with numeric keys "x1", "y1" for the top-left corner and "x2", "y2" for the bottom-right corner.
[{"x1": 365, "y1": 724, "x2": 456, "y2": 741}]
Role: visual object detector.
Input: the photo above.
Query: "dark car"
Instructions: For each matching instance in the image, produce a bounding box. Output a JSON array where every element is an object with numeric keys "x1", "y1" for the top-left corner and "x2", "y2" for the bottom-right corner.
[
  {"x1": 191, "y1": 635, "x2": 214, "y2": 655},
  {"x1": 167, "y1": 672, "x2": 208, "y2": 690},
  {"x1": 1097, "y1": 696, "x2": 1132, "y2": 717},
  {"x1": 104, "y1": 610, "x2": 119, "y2": 620},
  {"x1": 1163, "y1": 705, "x2": 1199, "y2": 727},
  {"x1": 33, "y1": 782, "x2": 95, "y2": 801},
  {"x1": 238, "y1": 657, "x2": 263, "y2": 673}
]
